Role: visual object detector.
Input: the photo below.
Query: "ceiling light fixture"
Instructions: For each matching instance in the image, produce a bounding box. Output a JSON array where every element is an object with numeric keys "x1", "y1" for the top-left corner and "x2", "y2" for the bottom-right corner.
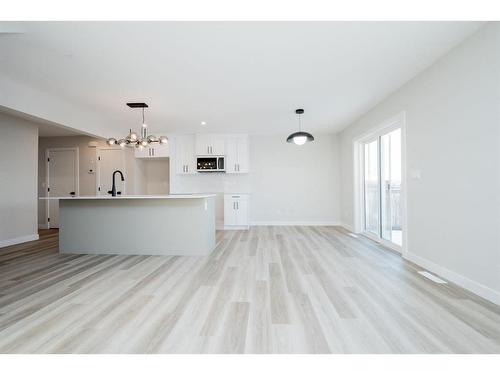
[
  {"x1": 286, "y1": 109, "x2": 314, "y2": 145},
  {"x1": 107, "y1": 103, "x2": 168, "y2": 149},
  {"x1": 201, "y1": 121, "x2": 207, "y2": 126}
]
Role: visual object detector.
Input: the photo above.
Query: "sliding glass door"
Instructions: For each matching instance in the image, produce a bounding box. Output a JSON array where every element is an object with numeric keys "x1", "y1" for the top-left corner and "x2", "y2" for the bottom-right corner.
[
  {"x1": 362, "y1": 127, "x2": 402, "y2": 248},
  {"x1": 364, "y1": 139, "x2": 380, "y2": 236}
]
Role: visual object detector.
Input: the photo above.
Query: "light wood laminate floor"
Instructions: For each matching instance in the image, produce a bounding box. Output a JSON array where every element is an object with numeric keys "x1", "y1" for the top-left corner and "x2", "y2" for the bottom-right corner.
[{"x1": 0, "y1": 227, "x2": 499, "y2": 354}]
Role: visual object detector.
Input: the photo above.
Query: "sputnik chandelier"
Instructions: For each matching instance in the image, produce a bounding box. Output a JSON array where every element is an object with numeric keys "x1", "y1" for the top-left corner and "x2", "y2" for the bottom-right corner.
[{"x1": 107, "y1": 103, "x2": 168, "y2": 148}]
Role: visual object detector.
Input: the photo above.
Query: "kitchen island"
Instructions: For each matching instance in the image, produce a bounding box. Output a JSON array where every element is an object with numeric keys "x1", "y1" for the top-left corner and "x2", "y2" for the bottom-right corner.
[{"x1": 57, "y1": 195, "x2": 216, "y2": 256}]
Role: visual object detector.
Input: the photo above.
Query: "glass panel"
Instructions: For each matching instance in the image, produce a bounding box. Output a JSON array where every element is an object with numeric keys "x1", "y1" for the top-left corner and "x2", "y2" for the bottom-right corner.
[
  {"x1": 380, "y1": 128, "x2": 402, "y2": 246},
  {"x1": 364, "y1": 139, "x2": 380, "y2": 236}
]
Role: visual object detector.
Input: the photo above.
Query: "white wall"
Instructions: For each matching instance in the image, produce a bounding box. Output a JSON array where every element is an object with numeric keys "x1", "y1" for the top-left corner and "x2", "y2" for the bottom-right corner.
[
  {"x1": 339, "y1": 23, "x2": 500, "y2": 303},
  {"x1": 135, "y1": 158, "x2": 170, "y2": 195},
  {"x1": 38, "y1": 136, "x2": 108, "y2": 197},
  {"x1": 0, "y1": 113, "x2": 39, "y2": 247},
  {"x1": 250, "y1": 133, "x2": 340, "y2": 225},
  {"x1": 170, "y1": 134, "x2": 341, "y2": 226}
]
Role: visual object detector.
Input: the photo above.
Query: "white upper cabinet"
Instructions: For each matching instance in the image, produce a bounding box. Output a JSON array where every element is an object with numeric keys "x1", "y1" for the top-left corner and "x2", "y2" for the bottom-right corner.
[
  {"x1": 195, "y1": 134, "x2": 225, "y2": 155},
  {"x1": 226, "y1": 135, "x2": 249, "y2": 174},
  {"x1": 134, "y1": 144, "x2": 169, "y2": 158},
  {"x1": 174, "y1": 135, "x2": 196, "y2": 174}
]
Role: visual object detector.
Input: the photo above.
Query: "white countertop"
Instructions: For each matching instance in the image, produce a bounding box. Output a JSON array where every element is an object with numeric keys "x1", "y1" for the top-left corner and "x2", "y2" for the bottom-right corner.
[{"x1": 39, "y1": 194, "x2": 216, "y2": 200}]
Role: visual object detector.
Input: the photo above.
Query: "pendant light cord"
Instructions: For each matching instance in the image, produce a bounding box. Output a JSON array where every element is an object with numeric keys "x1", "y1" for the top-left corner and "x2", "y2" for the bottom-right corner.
[{"x1": 298, "y1": 112, "x2": 302, "y2": 131}]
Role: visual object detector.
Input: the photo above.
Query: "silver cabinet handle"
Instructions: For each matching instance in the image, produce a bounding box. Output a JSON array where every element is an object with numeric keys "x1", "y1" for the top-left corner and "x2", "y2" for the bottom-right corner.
[
  {"x1": 234, "y1": 164, "x2": 236, "y2": 171},
  {"x1": 233, "y1": 202, "x2": 236, "y2": 209},
  {"x1": 186, "y1": 165, "x2": 189, "y2": 172},
  {"x1": 236, "y1": 201, "x2": 239, "y2": 209},
  {"x1": 237, "y1": 164, "x2": 239, "y2": 171},
  {"x1": 152, "y1": 148, "x2": 155, "y2": 156}
]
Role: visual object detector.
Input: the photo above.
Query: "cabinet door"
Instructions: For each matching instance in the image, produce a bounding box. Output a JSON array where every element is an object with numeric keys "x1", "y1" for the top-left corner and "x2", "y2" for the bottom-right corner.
[
  {"x1": 224, "y1": 197, "x2": 237, "y2": 226},
  {"x1": 134, "y1": 147, "x2": 150, "y2": 158},
  {"x1": 235, "y1": 198, "x2": 249, "y2": 226},
  {"x1": 195, "y1": 134, "x2": 211, "y2": 155},
  {"x1": 175, "y1": 137, "x2": 187, "y2": 173},
  {"x1": 236, "y1": 136, "x2": 249, "y2": 173},
  {"x1": 153, "y1": 144, "x2": 169, "y2": 158},
  {"x1": 225, "y1": 137, "x2": 238, "y2": 173},
  {"x1": 211, "y1": 135, "x2": 225, "y2": 155},
  {"x1": 184, "y1": 135, "x2": 196, "y2": 174}
]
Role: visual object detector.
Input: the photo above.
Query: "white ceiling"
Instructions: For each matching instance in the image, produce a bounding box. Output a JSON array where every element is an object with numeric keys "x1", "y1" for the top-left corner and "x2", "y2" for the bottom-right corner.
[
  {"x1": 0, "y1": 106, "x2": 93, "y2": 137},
  {"x1": 0, "y1": 21, "x2": 483, "y2": 135}
]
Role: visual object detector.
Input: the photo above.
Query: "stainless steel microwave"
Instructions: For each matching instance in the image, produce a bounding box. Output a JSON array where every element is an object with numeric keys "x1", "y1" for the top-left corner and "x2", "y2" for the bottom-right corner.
[{"x1": 196, "y1": 156, "x2": 225, "y2": 172}]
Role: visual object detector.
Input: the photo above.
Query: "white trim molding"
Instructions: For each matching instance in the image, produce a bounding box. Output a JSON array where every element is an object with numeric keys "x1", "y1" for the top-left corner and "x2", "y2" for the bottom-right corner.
[
  {"x1": 0, "y1": 234, "x2": 39, "y2": 249},
  {"x1": 250, "y1": 221, "x2": 341, "y2": 226},
  {"x1": 340, "y1": 223, "x2": 356, "y2": 232},
  {"x1": 405, "y1": 252, "x2": 500, "y2": 306}
]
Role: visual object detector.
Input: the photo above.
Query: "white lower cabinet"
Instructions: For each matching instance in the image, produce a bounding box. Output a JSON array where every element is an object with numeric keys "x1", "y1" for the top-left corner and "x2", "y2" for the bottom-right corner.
[{"x1": 224, "y1": 194, "x2": 249, "y2": 229}]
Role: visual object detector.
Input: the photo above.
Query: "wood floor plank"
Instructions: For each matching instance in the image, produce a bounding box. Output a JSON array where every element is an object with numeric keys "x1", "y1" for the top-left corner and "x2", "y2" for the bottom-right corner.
[{"x1": 0, "y1": 227, "x2": 498, "y2": 353}]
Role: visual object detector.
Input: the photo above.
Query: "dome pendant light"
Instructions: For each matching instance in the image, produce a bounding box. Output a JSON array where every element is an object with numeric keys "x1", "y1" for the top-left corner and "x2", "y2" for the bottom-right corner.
[{"x1": 286, "y1": 109, "x2": 314, "y2": 145}]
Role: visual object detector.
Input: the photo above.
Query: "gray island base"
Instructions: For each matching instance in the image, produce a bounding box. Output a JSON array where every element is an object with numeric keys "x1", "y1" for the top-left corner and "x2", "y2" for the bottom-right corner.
[{"x1": 58, "y1": 195, "x2": 216, "y2": 256}]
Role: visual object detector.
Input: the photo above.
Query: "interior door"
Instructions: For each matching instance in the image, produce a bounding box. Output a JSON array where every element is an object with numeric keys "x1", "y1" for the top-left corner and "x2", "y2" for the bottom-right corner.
[
  {"x1": 97, "y1": 149, "x2": 126, "y2": 196},
  {"x1": 47, "y1": 149, "x2": 78, "y2": 228}
]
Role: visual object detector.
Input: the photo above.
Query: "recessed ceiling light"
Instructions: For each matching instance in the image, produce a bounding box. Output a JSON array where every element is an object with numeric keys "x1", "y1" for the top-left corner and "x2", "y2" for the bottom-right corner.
[{"x1": 201, "y1": 121, "x2": 207, "y2": 126}]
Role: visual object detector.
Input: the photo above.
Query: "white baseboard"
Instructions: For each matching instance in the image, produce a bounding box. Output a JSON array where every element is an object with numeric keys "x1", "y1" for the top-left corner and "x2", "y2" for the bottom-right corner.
[
  {"x1": 38, "y1": 223, "x2": 49, "y2": 230},
  {"x1": 339, "y1": 222, "x2": 356, "y2": 232},
  {"x1": 250, "y1": 221, "x2": 341, "y2": 226},
  {"x1": 224, "y1": 225, "x2": 250, "y2": 230},
  {"x1": 216, "y1": 220, "x2": 224, "y2": 230},
  {"x1": 0, "y1": 234, "x2": 39, "y2": 249},
  {"x1": 405, "y1": 252, "x2": 500, "y2": 306}
]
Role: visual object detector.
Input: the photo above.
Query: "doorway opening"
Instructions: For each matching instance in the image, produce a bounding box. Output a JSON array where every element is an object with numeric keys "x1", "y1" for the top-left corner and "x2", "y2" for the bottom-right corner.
[
  {"x1": 45, "y1": 148, "x2": 79, "y2": 228},
  {"x1": 354, "y1": 113, "x2": 406, "y2": 254},
  {"x1": 96, "y1": 148, "x2": 126, "y2": 196}
]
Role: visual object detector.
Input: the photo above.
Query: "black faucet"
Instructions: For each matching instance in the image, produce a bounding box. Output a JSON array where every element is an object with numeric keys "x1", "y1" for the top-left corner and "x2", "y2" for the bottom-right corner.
[{"x1": 110, "y1": 170, "x2": 124, "y2": 197}]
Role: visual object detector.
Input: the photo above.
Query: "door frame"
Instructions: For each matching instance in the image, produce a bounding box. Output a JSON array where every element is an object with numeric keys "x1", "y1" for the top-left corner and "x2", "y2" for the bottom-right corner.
[
  {"x1": 45, "y1": 147, "x2": 80, "y2": 229},
  {"x1": 96, "y1": 147, "x2": 127, "y2": 196},
  {"x1": 352, "y1": 112, "x2": 407, "y2": 256}
]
